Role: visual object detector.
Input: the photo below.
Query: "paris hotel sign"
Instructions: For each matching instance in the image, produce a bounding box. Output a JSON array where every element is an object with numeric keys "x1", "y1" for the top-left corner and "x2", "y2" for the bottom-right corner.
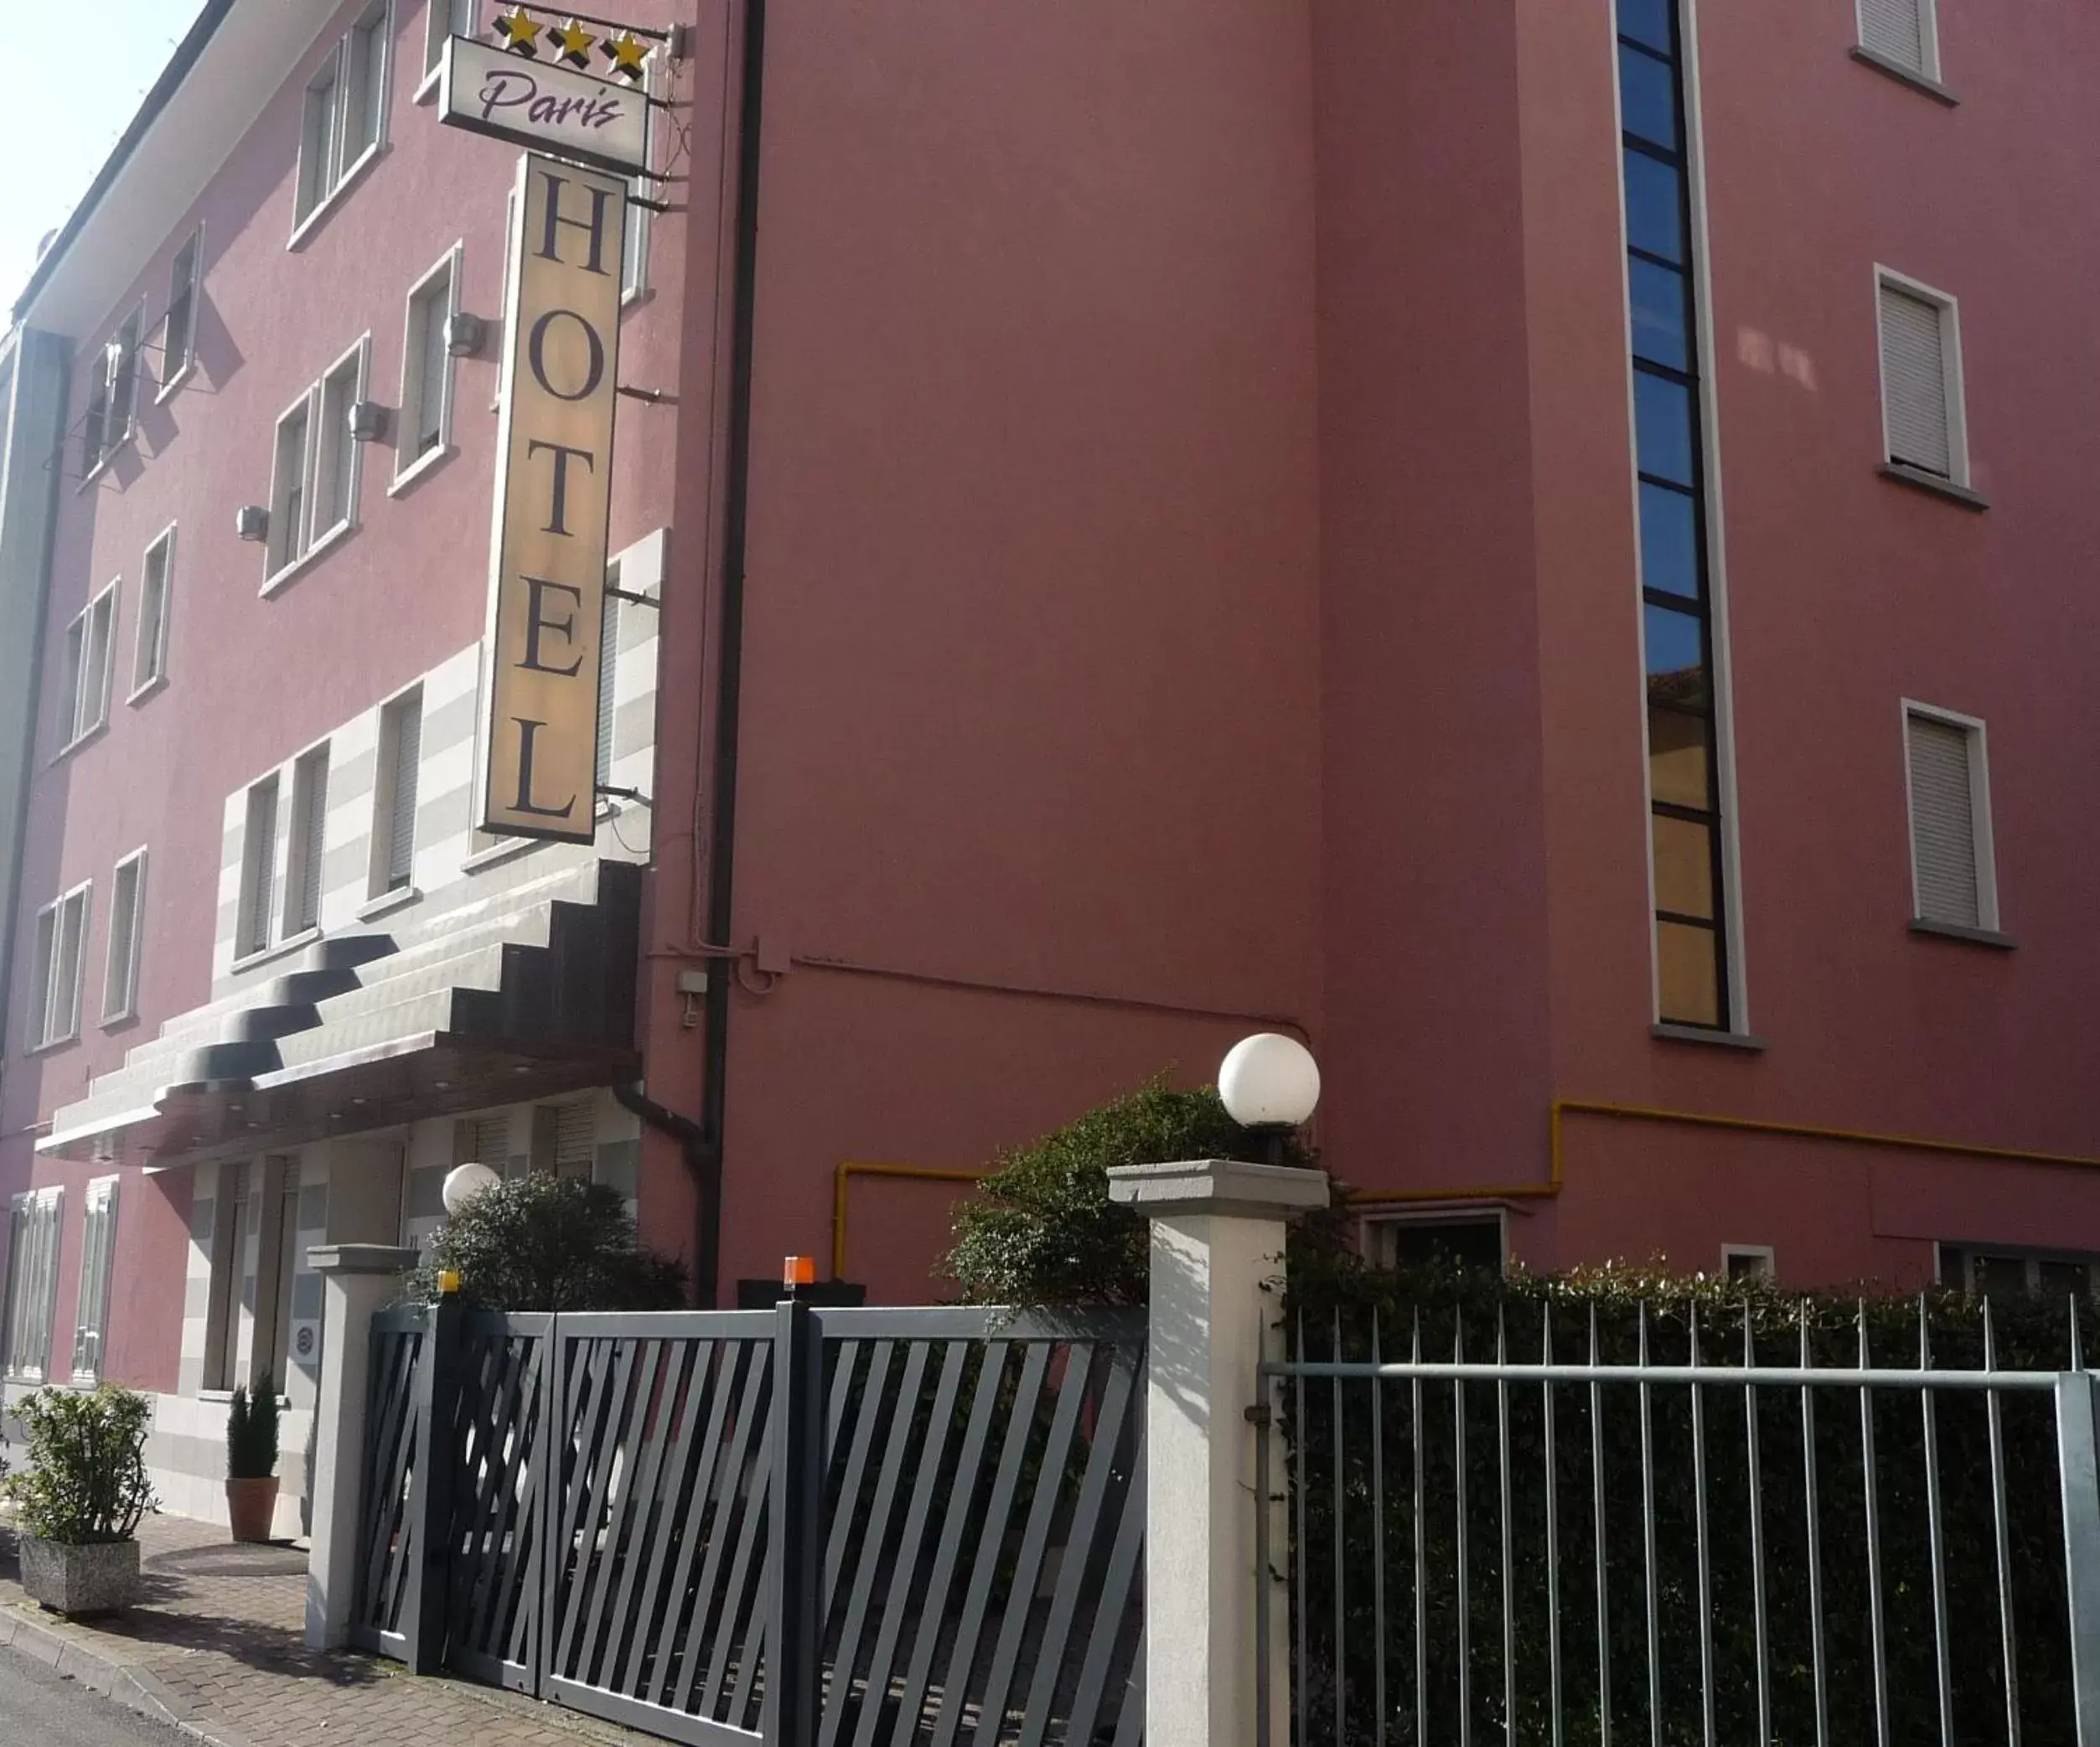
[{"x1": 438, "y1": 8, "x2": 655, "y2": 842}]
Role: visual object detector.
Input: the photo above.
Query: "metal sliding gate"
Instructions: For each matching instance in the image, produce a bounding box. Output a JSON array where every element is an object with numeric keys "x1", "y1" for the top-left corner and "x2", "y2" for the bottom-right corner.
[
  {"x1": 354, "y1": 1303, "x2": 1146, "y2": 1747},
  {"x1": 1260, "y1": 1300, "x2": 2100, "y2": 1747}
]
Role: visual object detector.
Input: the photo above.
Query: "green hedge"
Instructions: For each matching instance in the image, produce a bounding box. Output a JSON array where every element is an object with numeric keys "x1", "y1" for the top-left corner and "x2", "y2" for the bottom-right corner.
[{"x1": 1285, "y1": 1264, "x2": 2086, "y2": 1747}]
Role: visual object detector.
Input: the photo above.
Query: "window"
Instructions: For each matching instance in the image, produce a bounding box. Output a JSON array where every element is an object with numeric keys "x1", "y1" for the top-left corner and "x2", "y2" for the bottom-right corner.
[
  {"x1": 162, "y1": 232, "x2": 200, "y2": 392},
  {"x1": 457, "y1": 1112, "x2": 516, "y2": 1175},
  {"x1": 424, "y1": 0, "x2": 478, "y2": 80},
  {"x1": 1942, "y1": 1245, "x2": 2098, "y2": 1303},
  {"x1": 398, "y1": 251, "x2": 459, "y2": 476},
  {"x1": 1904, "y1": 704, "x2": 1997, "y2": 933},
  {"x1": 1857, "y1": 0, "x2": 1938, "y2": 80},
  {"x1": 4, "y1": 1188, "x2": 64, "y2": 1382},
  {"x1": 312, "y1": 341, "x2": 368, "y2": 538},
  {"x1": 71, "y1": 1179, "x2": 121, "y2": 1383},
  {"x1": 1877, "y1": 271, "x2": 1967, "y2": 485},
  {"x1": 102, "y1": 850, "x2": 147, "y2": 1024},
  {"x1": 59, "y1": 580, "x2": 117, "y2": 748},
  {"x1": 285, "y1": 747, "x2": 330, "y2": 938},
  {"x1": 373, "y1": 689, "x2": 422, "y2": 895},
  {"x1": 27, "y1": 883, "x2": 91, "y2": 1051},
  {"x1": 239, "y1": 775, "x2": 281, "y2": 959},
  {"x1": 1722, "y1": 1245, "x2": 1774, "y2": 1284},
  {"x1": 1364, "y1": 1215, "x2": 1506, "y2": 1275},
  {"x1": 204, "y1": 1161, "x2": 295, "y2": 1393},
  {"x1": 623, "y1": 61, "x2": 659, "y2": 302},
  {"x1": 596, "y1": 584, "x2": 620, "y2": 793},
  {"x1": 133, "y1": 526, "x2": 175, "y2": 695},
  {"x1": 1619, "y1": 0, "x2": 1735, "y2": 1031},
  {"x1": 295, "y1": 3, "x2": 391, "y2": 232},
  {"x1": 554, "y1": 1100, "x2": 596, "y2": 1179},
  {"x1": 80, "y1": 308, "x2": 143, "y2": 477},
  {"x1": 267, "y1": 394, "x2": 313, "y2": 578}
]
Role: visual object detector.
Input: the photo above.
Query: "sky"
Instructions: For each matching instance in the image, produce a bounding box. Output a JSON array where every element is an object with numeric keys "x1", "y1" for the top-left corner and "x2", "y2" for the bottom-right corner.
[{"x1": 0, "y1": 1, "x2": 211, "y2": 312}]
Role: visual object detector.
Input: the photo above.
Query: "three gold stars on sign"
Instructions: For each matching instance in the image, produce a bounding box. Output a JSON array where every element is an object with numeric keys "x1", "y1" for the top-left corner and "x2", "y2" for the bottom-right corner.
[{"x1": 493, "y1": 8, "x2": 653, "y2": 80}]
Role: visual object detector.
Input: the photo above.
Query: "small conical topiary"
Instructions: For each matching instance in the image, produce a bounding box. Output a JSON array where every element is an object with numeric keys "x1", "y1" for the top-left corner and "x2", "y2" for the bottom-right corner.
[{"x1": 225, "y1": 1372, "x2": 281, "y2": 1481}]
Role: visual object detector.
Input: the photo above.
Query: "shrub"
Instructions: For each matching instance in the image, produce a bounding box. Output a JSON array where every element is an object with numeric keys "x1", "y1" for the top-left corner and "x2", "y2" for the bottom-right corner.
[
  {"x1": 226, "y1": 1373, "x2": 281, "y2": 1481},
  {"x1": 2, "y1": 1385, "x2": 158, "y2": 1545},
  {"x1": 943, "y1": 1077, "x2": 1338, "y2": 1307},
  {"x1": 409, "y1": 1172, "x2": 687, "y2": 1311}
]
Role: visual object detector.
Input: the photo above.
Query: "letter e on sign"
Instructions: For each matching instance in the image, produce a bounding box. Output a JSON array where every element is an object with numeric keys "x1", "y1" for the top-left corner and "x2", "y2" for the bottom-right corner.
[{"x1": 479, "y1": 154, "x2": 627, "y2": 841}]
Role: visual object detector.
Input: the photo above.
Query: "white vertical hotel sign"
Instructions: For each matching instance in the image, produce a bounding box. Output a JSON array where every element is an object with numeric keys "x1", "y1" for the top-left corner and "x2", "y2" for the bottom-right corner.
[{"x1": 480, "y1": 152, "x2": 628, "y2": 842}]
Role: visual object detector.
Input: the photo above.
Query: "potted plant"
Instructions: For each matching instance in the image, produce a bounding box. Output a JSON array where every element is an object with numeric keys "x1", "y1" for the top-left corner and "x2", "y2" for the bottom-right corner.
[
  {"x1": 1, "y1": 1384, "x2": 158, "y2": 1615},
  {"x1": 225, "y1": 1372, "x2": 281, "y2": 1543}
]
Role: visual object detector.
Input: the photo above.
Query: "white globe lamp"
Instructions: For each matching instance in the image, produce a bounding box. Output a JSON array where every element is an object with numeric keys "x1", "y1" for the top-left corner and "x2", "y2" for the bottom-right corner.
[
  {"x1": 442, "y1": 1161, "x2": 503, "y2": 1217},
  {"x1": 1218, "y1": 1033, "x2": 1321, "y2": 1165}
]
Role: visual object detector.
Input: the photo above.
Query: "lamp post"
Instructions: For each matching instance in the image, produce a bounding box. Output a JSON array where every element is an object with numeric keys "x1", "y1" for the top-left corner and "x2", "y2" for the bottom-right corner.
[
  {"x1": 1218, "y1": 1032, "x2": 1320, "y2": 1166},
  {"x1": 441, "y1": 1160, "x2": 501, "y2": 1216}
]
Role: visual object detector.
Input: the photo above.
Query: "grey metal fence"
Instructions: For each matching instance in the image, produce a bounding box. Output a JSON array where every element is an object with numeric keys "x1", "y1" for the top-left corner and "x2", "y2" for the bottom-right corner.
[
  {"x1": 354, "y1": 1300, "x2": 1146, "y2": 1747},
  {"x1": 1259, "y1": 1298, "x2": 2100, "y2": 1747}
]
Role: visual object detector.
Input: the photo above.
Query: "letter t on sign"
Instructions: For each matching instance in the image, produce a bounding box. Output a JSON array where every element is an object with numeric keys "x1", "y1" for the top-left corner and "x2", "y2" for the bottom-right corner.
[{"x1": 478, "y1": 153, "x2": 627, "y2": 843}]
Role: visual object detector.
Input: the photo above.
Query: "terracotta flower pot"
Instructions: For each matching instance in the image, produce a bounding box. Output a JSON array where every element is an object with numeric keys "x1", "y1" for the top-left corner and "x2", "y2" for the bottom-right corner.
[{"x1": 226, "y1": 1476, "x2": 281, "y2": 1543}]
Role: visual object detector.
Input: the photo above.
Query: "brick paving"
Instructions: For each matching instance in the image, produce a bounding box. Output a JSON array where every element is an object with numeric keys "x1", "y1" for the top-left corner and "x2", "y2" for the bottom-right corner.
[{"x1": 0, "y1": 1511, "x2": 664, "y2": 1747}]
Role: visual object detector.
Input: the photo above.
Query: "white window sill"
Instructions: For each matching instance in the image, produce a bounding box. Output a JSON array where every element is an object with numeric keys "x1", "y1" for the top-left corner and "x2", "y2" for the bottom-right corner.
[
  {"x1": 155, "y1": 364, "x2": 195, "y2": 406},
  {"x1": 1849, "y1": 45, "x2": 1959, "y2": 106},
  {"x1": 357, "y1": 886, "x2": 422, "y2": 923},
  {"x1": 1910, "y1": 917, "x2": 2016, "y2": 950},
  {"x1": 127, "y1": 673, "x2": 168, "y2": 708},
  {"x1": 463, "y1": 835, "x2": 540, "y2": 875},
  {"x1": 1880, "y1": 463, "x2": 1989, "y2": 511},
  {"x1": 24, "y1": 1029, "x2": 81, "y2": 1058},
  {"x1": 231, "y1": 926, "x2": 323, "y2": 976},
  {"x1": 50, "y1": 718, "x2": 111, "y2": 766},
  {"x1": 1652, "y1": 1022, "x2": 1768, "y2": 1053},
  {"x1": 75, "y1": 434, "x2": 135, "y2": 492},
  {"x1": 287, "y1": 143, "x2": 386, "y2": 251},
  {"x1": 415, "y1": 64, "x2": 442, "y2": 105},
  {"x1": 99, "y1": 1005, "x2": 138, "y2": 1031},
  {"x1": 261, "y1": 519, "x2": 356, "y2": 598},
  {"x1": 389, "y1": 442, "x2": 455, "y2": 498}
]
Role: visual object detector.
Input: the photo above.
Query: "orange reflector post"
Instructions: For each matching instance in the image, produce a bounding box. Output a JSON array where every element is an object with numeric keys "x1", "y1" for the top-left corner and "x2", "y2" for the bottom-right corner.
[{"x1": 783, "y1": 1254, "x2": 815, "y2": 1290}]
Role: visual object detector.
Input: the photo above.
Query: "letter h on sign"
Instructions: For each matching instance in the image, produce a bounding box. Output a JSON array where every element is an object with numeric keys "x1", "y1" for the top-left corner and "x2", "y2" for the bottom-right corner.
[{"x1": 480, "y1": 156, "x2": 628, "y2": 841}]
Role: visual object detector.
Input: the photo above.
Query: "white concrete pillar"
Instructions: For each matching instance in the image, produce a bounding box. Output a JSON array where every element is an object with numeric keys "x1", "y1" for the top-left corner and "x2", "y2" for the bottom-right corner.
[
  {"x1": 303, "y1": 1243, "x2": 418, "y2": 1651},
  {"x1": 1107, "y1": 1159, "x2": 1330, "y2": 1747}
]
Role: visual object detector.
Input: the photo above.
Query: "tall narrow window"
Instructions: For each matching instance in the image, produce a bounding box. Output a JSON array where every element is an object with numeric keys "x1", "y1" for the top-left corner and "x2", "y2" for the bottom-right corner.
[
  {"x1": 374, "y1": 690, "x2": 422, "y2": 895},
  {"x1": 268, "y1": 395, "x2": 314, "y2": 578},
  {"x1": 297, "y1": 60, "x2": 339, "y2": 225},
  {"x1": 623, "y1": 60, "x2": 659, "y2": 302},
  {"x1": 1905, "y1": 705, "x2": 1997, "y2": 933},
  {"x1": 60, "y1": 581, "x2": 117, "y2": 746},
  {"x1": 285, "y1": 747, "x2": 330, "y2": 937},
  {"x1": 341, "y1": 6, "x2": 389, "y2": 168},
  {"x1": 240, "y1": 776, "x2": 281, "y2": 959},
  {"x1": 312, "y1": 343, "x2": 366, "y2": 536},
  {"x1": 28, "y1": 884, "x2": 91, "y2": 1049},
  {"x1": 106, "y1": 309, "x2": 142, "y2": 442},
  {"x1": 163, "y1": 232, "x2": 199, "y2": 391},
  {"x1": 4, "y1": 1188, "x2": 64, "y2": 1383},
  {"x1": 134, "y1": 527, "x2": 174, "y2": 695},
  {"x1": 1858, "y1": 0, "x2": 1937, "y2": 80},
  {"x1": 554, "y1": 1099, "x2": 596, "y2": 1179},
  {"x1": 71, "y1": 1178, "x2": 120, "y2": 1383},
  {"x1": 294, "y1": 5, "x2": 392, "y2": 233},
  {"x1": 596, "y1": 583, "x2": 620, "y2": 793},
  {"x1": 103, "y1": 850, "x2": 147, "y2": 1024},
  {"x1": 1877, "y1": 272, "x2": 1967, "y2": 486},
  {"x1": 1619, "y1": 0, "x2": 1733, "y2": 1031},
  {"x1": 426, "y1": 0, "x2": 478, "y2": 79},
  {"x1": 399, "y1": 253, "x2": 458, "y2": 475}
]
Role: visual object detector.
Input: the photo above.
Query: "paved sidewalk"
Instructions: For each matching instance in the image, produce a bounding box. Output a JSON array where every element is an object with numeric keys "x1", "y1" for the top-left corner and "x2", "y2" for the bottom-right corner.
[{"x1": 0, "y1": 1512, "x2": 661, "y2": 1747}]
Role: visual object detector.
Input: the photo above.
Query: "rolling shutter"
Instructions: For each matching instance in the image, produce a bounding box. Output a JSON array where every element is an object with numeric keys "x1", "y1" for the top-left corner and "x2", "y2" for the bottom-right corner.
[
  {"x1": 1880, "y1": 284, "x2": 1952, "y2": 477},
  {"x1": 554, "y1": 1100, "x2": 596, "y2": 1180},
  {"x1": 1859, "y1": 0, "x2": 1927, "y2": 71},
  {"x1": 242, "y1": 778, "x2": 278, "y2": 956},
  {"x1": 292, "y1": 751, "x2": 328, "y2": 933},
  {"x1": 1908, "y1": 713, "x2": 1979, "y2": 927},
  {"x1": 595, "y1": 592, "x2": 619, "y2": 791},
  {"x1": 386, "y1": 696, "x2": 422, "y2": 889}
]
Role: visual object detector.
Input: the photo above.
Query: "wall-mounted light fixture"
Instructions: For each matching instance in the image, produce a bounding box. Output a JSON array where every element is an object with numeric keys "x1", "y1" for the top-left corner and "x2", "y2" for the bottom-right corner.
[
  {"x1": 444, "y1": 312, "x2": 488, "y2": 358},
  {"x1": 235, "y1": 504, "x2": 269, "y2": 542},
  {"x1": 349, "y1": 400, "x2": 390, "y2": 443}
]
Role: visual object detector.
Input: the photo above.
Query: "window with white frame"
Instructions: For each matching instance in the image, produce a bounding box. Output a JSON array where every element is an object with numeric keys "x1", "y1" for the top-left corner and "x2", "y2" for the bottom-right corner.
[
  {"x1": 162, "y1": 231, "x2": 200, "y2": 392},
  {"x1": 595, "y1": 581, "x2": 620, "y2": 792},
  {"x1": 1722, "y1": 1245, "x2": 1774, "y2": 1284},
  {"x1": 266, "y1": 395, "x2": 313, "y2": 577},
  {"x1": 58, "y1": 580, "x2": 117, "y2": 748},
  {"x1": 71, "y1": 1178, "x2": 121, "y2": 1383},
  {"x1": 372, "y1": 689, "x2": 422, "y2": 896},
  {"x1": 399, "y1": 251, "x2": 459, "y2": 474},
  {"x1": 204, "y1": 1160, "x2": 298, "y2": 1393},
  {"x1": 1856, "y1": 0, "x2": 1938, "y2": 81},
  {"x1": 102, "y1": 850, "x2": 147, "y2": 1024},
  {"x1": 26, "y1": 882, "x2": 90, "y2": 1051},
  {"x1": 80, "y1": 308, "x2": 143, "y2": 478},
  {"x1": 424, "y1": 0, "x2": 478, "y2": 80},
  {"x1": 284, "y1": 747, "x2": 330, "y2": 938},
  {"x1": 238, "y1": 774, "x2": 282, "y2": 959},
  {"x1": 296, "y1": 3, "x2": 392, "y2": 232},
  {"x1": 623, "y1": 61, "x2": 659, "y2": 302},
  {"x1": 311, "y1": 340, "x2": 368, "y2": 538},
  {"x1": 1877, "y1": 271, "x2": 1968, "y2": 485},
  {"x1": 1904, "y1": 704, "x2": 1997, "y2": 933},
  {"x1": 4, "y1": 1188, "x2": 64, "y2": 1382},
  {"x1": 133, "y1": 526, "x2": 175, "y2": 695}
]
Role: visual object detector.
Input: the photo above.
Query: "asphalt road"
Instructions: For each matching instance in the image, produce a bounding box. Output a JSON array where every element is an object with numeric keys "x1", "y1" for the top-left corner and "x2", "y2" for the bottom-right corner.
[{"x1": 0, "y1": 1646, "x2": 181, "y2": 1744}]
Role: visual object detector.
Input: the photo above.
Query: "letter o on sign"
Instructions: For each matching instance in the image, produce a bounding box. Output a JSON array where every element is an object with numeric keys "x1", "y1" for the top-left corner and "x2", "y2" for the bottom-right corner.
[{"x1": 529, "y1": 308, "x2": 607, "y2": 403}]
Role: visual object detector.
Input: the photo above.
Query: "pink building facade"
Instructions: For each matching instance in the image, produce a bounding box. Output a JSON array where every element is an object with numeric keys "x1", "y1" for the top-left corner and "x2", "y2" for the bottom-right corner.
[{"x1": 2, "y1": 0, "x2": 2096, "y2": 1528}]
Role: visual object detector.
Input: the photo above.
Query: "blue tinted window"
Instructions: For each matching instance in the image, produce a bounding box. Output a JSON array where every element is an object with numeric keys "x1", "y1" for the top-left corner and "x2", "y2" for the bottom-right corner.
[
  {"x1": 1629, "y1": 258, "x2": 1689, "y2": 372},
  {"x1": 1638, "y1": 483, "x2": 1699, "y2": 599},
  {"x1": 1624, "y1": 151, "x2": 1684, "y2": 264},
  {"x1": 1643, "y1": 603, "x2": 1708, "y2": 707},
  {"x1": 1617, "y1": 0, "x2": 1673, "y2": 55},
  {"x1": 1619, "y1": 45, "x2": 1678, "y2": 150},
  {"x1": 1634, "y1": 371, "x2": 1695, "y2": 488}
]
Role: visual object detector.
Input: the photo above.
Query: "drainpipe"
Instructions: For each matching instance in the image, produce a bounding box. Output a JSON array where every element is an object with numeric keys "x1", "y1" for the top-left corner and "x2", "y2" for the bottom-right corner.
[
  {"x1": 693, "y1": 0, "x2": 769, "y2": 1299},
  {"x1": 612, "y1": 1081, "x2": 722, "y2": 1307}
]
